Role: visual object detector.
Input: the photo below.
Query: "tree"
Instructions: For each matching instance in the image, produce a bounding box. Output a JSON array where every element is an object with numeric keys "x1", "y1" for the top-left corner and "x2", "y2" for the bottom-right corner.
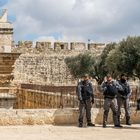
[
  {"x1": 106, "y1": 36, "x2": 140, "y2": 78},
  {"x1": 65, "y1": 52, "x2": 96, "y2": 79},
  {"x1": 94, "y1": 43, "x2": 116, "y2": 83},
  {"x1": 65, "y1": 43, "x2": 117, "y2": 84}
]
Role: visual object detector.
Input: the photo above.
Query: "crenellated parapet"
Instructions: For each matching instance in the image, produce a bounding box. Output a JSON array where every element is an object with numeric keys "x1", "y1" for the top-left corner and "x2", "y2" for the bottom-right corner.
[
  {"x1": 36, "y1": 42, "x2": 52, "y2": 52},
  {"x1": 12, "y1": 41, "x2": 106, "y2": 55},
  {"x1": 70, "y1": 42, "x2": 86, "y2": 51},
  {"x1": 54, "y1": 42, "x2": 69, "y2": 51}
]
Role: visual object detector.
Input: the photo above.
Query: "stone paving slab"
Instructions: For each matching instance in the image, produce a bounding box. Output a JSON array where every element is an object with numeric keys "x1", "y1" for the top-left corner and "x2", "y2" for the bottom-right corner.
[{"x1": 0, "y1": 125, "x2": 140, "y2": 140}]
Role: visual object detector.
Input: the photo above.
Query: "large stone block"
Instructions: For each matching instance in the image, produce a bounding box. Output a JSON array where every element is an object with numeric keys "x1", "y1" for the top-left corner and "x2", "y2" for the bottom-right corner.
[{"x1": 0, "y1": 93, "x2": 16, "y2": 109}]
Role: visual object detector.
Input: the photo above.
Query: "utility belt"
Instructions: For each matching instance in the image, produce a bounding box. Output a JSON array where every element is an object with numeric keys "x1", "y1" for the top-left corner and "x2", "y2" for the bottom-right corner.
[
  {"x1": 104, "y1": 95, "x2": 116, "y2": 99},
  {"x1": 120, "y1": 95, "x2": 127, "y2": 100},
  {"x1": 118, "y1": 93, "x2": 128, "y2": 100}
]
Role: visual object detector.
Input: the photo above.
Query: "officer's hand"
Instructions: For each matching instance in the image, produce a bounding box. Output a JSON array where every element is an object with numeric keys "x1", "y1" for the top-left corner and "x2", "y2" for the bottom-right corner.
[
  {"x1": 91, "y1": 99, "x2": 94, "y2": 104},
  {"x1": 80, "y1": 100, "x2": 84, "y2": 104}
]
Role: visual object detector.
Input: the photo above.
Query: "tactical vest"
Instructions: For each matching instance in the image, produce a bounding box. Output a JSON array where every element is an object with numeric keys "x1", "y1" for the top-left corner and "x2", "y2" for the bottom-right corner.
[
  {"x1": 104, "y1": 82, "x2": 118, "y2": 98},
  {"x1": 118, "y1": 80, "x2": 130, "y2": 96},
  {"x1": 81, "y1": 81, "x2": 92, "y2": 100}
]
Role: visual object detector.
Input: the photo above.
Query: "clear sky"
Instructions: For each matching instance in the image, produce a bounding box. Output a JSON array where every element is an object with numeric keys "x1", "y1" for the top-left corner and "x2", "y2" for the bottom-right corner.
[{"x1": 0, "y1": 0, "x2": 140, "y2": 43}]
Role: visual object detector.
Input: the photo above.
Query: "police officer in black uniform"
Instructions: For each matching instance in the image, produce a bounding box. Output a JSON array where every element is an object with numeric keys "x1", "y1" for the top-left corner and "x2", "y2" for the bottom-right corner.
[
  {"x1": 117, "y1": 74, "x2": 131, "y2": 125},
  {"x1": 101, "y1": 74, "x2": 123, "y2": 128},
  {"x1": 76, "y1": 74, "x2": 95, "y2": 127}
]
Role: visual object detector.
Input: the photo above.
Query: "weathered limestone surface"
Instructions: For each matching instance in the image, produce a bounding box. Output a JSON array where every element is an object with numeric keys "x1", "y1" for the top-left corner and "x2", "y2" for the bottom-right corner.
[
  {"x1": 36, "y1": 42, "x2": 52, "y2": 52},
  {"x1": 12, "y1": 41, "x2": 34, "y2": 53},
  {"x1": 54, "y1": 42, "x2": 69, "y2": 50},
  {"x1": 0, "y1": 53, "x2": 20, "y2": 87},
  {"x1": 70, "y1": 42, "x2": 86, "y2": 51},
  {"x1": 14, "y1": 88, "x2": 78, "y2": 109},
  {"x1": 0, "y1": 93, "x2": 16, "y2": 109},
  {"x1": 12, "y1": 54, "x2": 75, "y2": 86},
  {"x1": 0, "y1": 109, "x2": 55, "y2": 125},
  {"x1": 0, "y1": 108, "x2": 139, "y2": 125},
  {"x1": 12, "y1": 40, "x2": 105, "y2": 55}
]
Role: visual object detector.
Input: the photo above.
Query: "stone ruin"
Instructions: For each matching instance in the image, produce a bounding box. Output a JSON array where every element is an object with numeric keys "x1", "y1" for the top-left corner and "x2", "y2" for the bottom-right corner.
[{"x1": 0, "y1": 9, "x2": 140, "y2": 125}]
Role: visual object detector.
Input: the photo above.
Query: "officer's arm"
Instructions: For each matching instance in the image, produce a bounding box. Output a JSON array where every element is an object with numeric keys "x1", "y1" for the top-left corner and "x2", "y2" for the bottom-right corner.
[
  {"x1": 115, "y1": 81, "x2": 123, "y2": 91},
  {"x1": 89, "y1": 82, "x2": 94, "y2": 103},
  {"x1": 76, "y1": 83, "x2": 83, "y2": 101},
  {"x1": 89, "y1": 82, "x2": 94, "y2": 99},
  {"x1": 101, "y1": 82, "x2": 107, "y2": 94}
]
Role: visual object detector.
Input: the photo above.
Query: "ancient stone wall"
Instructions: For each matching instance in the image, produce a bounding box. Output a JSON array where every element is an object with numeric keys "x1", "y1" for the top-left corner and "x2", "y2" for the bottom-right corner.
[
  {"x1": 11, "y1": 40, "x2": 106, "y2": 86},
  {"x1": 0, "y1": 108, "x2": 140, "y2": 125},
  {"x1": 12, "y1": 54, "x2": 75, "y2": 86},
  {"x1": 0, "y1": 53, "x2": 20, "y2": 87}
]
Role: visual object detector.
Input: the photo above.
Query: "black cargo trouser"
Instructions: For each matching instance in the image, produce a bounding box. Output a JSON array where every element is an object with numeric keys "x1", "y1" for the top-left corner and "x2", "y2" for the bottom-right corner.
[
  {"x1": 79, "y1": 99, "x2": 92, "y2": 124},
  {"x1": 117, "y1": 97, "x2": 130, "y2": 117},
  {"x1": 103, "y1": 97, "x2": 119, "y2": 126}
]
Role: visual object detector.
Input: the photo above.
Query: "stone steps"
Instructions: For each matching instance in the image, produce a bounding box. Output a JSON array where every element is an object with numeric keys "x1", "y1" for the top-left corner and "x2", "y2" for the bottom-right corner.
[{"x1": 0, "y1": 53, "x2": 20, "y2": 86}]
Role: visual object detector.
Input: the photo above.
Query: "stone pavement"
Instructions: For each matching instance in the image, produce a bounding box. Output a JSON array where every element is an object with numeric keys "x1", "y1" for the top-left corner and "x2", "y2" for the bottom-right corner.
[{"x1": 0, "y1": 125, "x2": 140, "y2": 140}]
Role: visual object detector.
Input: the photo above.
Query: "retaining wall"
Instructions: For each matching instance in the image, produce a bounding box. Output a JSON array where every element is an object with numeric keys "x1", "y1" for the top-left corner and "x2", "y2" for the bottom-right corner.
[{"x1": 0, "y1": 108, "x2": 140, "y2": 125}]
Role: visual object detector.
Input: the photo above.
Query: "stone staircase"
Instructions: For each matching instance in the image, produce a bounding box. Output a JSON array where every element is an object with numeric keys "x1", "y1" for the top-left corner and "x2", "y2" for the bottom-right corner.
[
  {"x1": 0, "y1": 53, "x2": 20, "y2": 89},
  {"x1": 0, "y1": 53, "x2": 20, "y2": 108}
]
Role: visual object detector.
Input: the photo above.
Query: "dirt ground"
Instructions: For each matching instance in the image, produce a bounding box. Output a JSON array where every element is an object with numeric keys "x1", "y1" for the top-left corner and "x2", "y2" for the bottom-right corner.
[{"x1": 0, "y1": 124, "x2": 140, "y2": 140}]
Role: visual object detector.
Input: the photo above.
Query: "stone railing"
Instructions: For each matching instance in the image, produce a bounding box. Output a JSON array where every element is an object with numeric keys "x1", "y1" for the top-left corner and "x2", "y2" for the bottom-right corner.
[
  {"x1": 0, "y1": 84, "x2": 138, "y2": 109},
  {"x1": 14, "y1": 88, "x2": 79, "y2": 109},
  {"x1": 13, "y1": 84, "x2": 104, "y2": 109}
]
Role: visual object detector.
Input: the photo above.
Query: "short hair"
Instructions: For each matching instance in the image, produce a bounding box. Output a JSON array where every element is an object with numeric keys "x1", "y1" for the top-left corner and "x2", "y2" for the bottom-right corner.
[
  {"x1": 106, "y1": 74, "x2": 112, "y2": 78},
  {"x1": 83, "y1": 74, "x2": 89, "y2": 78}
]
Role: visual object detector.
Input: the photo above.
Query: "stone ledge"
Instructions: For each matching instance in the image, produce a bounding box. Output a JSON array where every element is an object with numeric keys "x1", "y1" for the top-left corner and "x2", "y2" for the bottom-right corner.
[{"x1": 0, "y1": 108, "x2": 139, "y2": 125}]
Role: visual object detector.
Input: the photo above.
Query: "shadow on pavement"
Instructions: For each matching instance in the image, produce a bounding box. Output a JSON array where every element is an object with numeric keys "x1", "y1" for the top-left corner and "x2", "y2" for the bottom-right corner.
[
  {"x1": 53, "y1": 124, "x2": 140, "y2": 130},
  {"x1": 121, "y1": 126, "x2": 140, "y2": 130}
]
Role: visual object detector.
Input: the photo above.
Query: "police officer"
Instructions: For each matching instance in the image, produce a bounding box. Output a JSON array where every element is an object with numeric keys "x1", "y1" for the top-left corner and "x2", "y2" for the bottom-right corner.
[
  {"x1": 76, "y1": 74, "x2": 95, "y2": 127},
  {"x1": 101, "y1": 74, "x2": 123, "y2": 128},
  {"x1": 117, "y1": 74, "x2": 131, "y2": 125}
]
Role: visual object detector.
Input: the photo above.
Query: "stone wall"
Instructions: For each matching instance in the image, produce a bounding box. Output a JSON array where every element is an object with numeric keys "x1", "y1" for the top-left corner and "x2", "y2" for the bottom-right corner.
[
  {"x1": 11, "y1": 40, "x2": 106, "y2": 86},
  {"x1": 70, "y1": 42, "x2": 86, "y2": 51},
  {"x1": 0, "y1": 108, "x2": 140, "y2": 125},
  {"x1": 54, "y1": 42, "x2": 69, "y2": 50},
  {"x1": 0, "y1": 53, "x2": 20, "y2": 87},
  {"x1": 12, "y1": 54, "x2": 75, "y2": 86},
  {"x1": 12, "y1": 41, "x2": 34, "y2": 53}
]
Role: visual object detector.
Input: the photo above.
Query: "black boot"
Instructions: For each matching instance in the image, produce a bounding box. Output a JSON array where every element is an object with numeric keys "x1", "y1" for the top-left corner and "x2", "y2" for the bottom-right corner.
[
  {"x1": 126, "y1": 116, "x2": 131, "y2": 125},
  {"x1": 103, "y1": 115, "x2": 107, "y2": 128},
  {"x1": 79, "y1": 123, "x2": 83, "y2": 127},
  {"x1": 118, "y1": 116, "x2": 120, "y2": 125},
  {"x1": 87, "y1": 122, "x2": 95, "y2": 127},
  {"x1": 114, "y1": 125, "x2": 123, "y2": 128}
]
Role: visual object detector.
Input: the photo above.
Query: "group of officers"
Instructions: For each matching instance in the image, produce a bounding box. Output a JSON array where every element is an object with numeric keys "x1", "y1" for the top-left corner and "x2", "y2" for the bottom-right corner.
[{"x1": 76, "y1": 73, "x2": 131, "y2": 128}]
